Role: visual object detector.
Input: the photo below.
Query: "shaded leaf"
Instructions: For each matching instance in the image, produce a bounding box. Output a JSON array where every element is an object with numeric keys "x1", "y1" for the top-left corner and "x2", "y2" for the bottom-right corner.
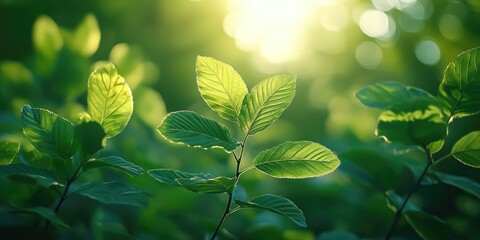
[
  {"x1": 21, "y1": 105, "x2": 75, "y2": 159},
  {"x1": 355, "y1": 81, "x2": 433, "y2": 109},
  {"x1": 148, "y1": 169, "x2": 209, "y2": 186},
  {"x1": 0, "y1": 140, "x2": 20, "y2": 165},
  {"x1": 451, "y1": 131, "x2": 480, "y2": 168},
  {"x1": 176, "y1": 176, "x2": 235, "y2": 194},
  {"x1": 434, "y1": 172, "x2": 480, "y2": 199},
  {"x1": 439, "y1": 47, "x2": 480, "y2": 119},
  {"x1": 376, "y1": 98, "x2": 447, "y2": 146},
  {"x1": 239, "y1": 75, "x2": 296, "y2": 135},
  {"x1": 317, "y1": 230, "x2": 359, "y2": 240},
  {"x1": 74, "y1": 121, "x2": 106, "y2": 160},
  {"x1": 404, "y1": 211, "x2": 453, "y2": 240},
  {"x1": 254, "y1": 141, "x2": 340, "y2": 179},
  {"x1": 83, "y1": 156, "x2": 144, "y2": 177},
  {"x1": 87, "y1": 63, "x2": 133, "y2": 138},
  {"x1": 157, "y1": 111, "x2": 238, "y2": 151},
  {"x1": 12, "y1": 206, "x2": 69, "y2": 229},
  {"x1": 196, "y1": 56, "x2": 248, "y2": 122},
  {"x1": 236, "y1": 194, "x2": 307, "y2": 227},
  {"x1": 385, "y1": 190, "x2": 418, "y2": 213},
  {"x1": 0, "y1": 163, "x2": 60, "y2": 188},
  {"x1": 74, "y1": 181, "x2": 148, "y2": 207}
]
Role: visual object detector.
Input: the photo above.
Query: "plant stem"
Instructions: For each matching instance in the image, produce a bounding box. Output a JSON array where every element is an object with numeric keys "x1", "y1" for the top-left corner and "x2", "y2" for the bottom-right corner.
[
  {"x1": 210, "y1": 136, "x2": 248, "y2": 240},
  {"x1": 384, "y1": 148, "x2": 433, "y2": 240},
  {"x1": 432, "y1": 153, "x2": 452, "y2": 166}
]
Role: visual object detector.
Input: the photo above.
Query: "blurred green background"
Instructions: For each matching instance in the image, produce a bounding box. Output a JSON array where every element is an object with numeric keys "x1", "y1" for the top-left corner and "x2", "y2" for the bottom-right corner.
[{"x1": 0, "y1": 0, "x2": 479, "y2": 239}]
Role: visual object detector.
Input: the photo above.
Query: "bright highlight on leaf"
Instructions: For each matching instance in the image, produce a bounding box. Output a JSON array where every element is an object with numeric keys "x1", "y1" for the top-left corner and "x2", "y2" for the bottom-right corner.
[
  {"x1": 235, "y1": 194, "x2": 307, "y2": 227},
  {"x1": 87, "y1": 63, "x2": 133, "y2": 138},
  {"x1": 83, "y1": 156, "x2": 144, "y2": 177},
  {"x1": 196, "y1": 56, "x2": 248, "y2": 122},
  {"x1": 0, "y1": 140, "x2": 20, "y2": 165},
  {"x1": 439, "y1": 47, "x2": 480, "y2": 119},
  {"x1": 157, "y1": 111, "x2": 238, "y2": 151},
  {"x1": 239, "y1": 75, "x2": 296, "y2": 135},
  {"x1": 21, "y1": 105, "x2": 75, "y2": 159},
  {"x1": 253, "y1": 141, "x2": 340, "y2": 179},
  {"x1": 451, "y1": 131, "x2": 480, "y2": 168}
]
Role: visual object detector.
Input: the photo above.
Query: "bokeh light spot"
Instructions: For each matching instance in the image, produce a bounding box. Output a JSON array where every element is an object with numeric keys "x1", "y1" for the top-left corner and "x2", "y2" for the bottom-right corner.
[
  {"x1": 359, "y1": 10, "x2": 395, "y2": 39},
  {"x1": 415, "y1": 40, "x2": 441, "y2": 65},
  {"x1": 355, "y1": 41, "x2": 382, "y2": 69},
  {"x1": 439, "y1": 14, "x2": 464, "y2": 40}
]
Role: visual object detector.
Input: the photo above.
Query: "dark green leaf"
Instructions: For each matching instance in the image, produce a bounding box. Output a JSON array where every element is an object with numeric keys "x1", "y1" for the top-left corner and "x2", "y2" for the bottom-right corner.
[
  {"x1": 254, "y1": 141, "x2": 340, "y2": 179},
  {"x1": 157, "y1": 111, "x2": 238, "y2": 151},
  {"x1": 87, "y1": 63, "x2": 133, "y2": 138},
  {"x1": 83, "y1": 156, "x2": 144, "y2": 177},
  {"x1": 148, "y1": 169, "x2": 208, "y2": 186},
  {"x1": 451, "y1": 131, "x2": 480, "y2": 168},
  {"x1": 74, "y1": 121, "x2": 106, "y2": 160},
  {"x1": 176, "y1": 176, "x2": 235, "y2": 194},
  {"x1": 385, "y1": 190, "x2": 418, "y2": 212},
  {"x1": 239, "y1": 75, "x2": 296, "y2": 135},
  {"x1": 196, "y1": 56, "x2": 248, "y2": 122},
  {"x1": 12, "y1": 206, "x2": 69, "y2": 229},
  {"x1": 235, "y1": 194, "x2": 307, "y2": 227},
  {"x1": 21, "y1": 105, "x2": 75, "y2": 159},
  {"x1": 434, "y1": 172, "x2": 480, "y2": 199},
  {"x1": 404, "y1": 211, "x2": 453, "y2": 240},
  {"x1": 74, "y1": 181, "x2": 148, "y2": 207},
  {"x1": 0, "y1": 140, "x2": 20, "y2": 165},
  {"x1": 376, "y1": 98, "x2": 447, "y2": 146},
  {"x1": 317, "y1": 230, "x2": 359, "y2": 240},
  {"x1": 439, "y1": 47, "x2": 480, "y2": 119},
  {"x1": 0, "y1": 163, "x2": 60, "y2": 188},
  {"x1": 355, "y1": 81, "x2": 433, "y2": 109}
]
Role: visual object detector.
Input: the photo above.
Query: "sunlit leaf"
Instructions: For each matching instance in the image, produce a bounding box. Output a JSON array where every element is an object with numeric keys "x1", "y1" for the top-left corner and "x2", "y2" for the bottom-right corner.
[
  {"x1": 427, "y1": 139, "x2": 445, "y2": 154},
  {"x1": 253, "y1": 141, "x2": 340, "y2": 179},
  {"x1": 134, "y1": 87, "x2": 167, "y2": 128},
  {"x1": 404, "y1": 211, "x2": 453, "y2": 240},
  {"x1": 355, "y1": 81, "x2": 433, "y2": 109},
  {"x1": 70, "y1": 14, "x2": 100, "y2": 56},
  {"x1": 376, "y1": 98, "x2": 447, "y2": 146},
  {"x1": 74, "y1": 121, "x2": 106, "y2": 160},
  {"x1": 439, "y1": 47, "x2": 480, "y2": 119},
  {"x1": 239, "y1": 75, "x2": 296, "y2": 135},
  {"x1": 109, "y1": 43, "x2": 145, "y2": 89},
  {"x1": 451, "y1": 131, "x2": 480, "y2": 168},
  {"x1": 21, "y1": 105, "x2": 75, "y2": 159},
  {"x1": 87, "y1": 63, "x2": 133, "y2": 138},
  {"x1": 434, "y1": 172, "x2": 480, "y2": 199},
  {"x1": 74, "y1": 181, "x2": 148, "y2": 207},
  {"x1": 196, "y1": 56, "x2": 248, "y2": 122},
  {"x1": 235, "y1": 194, "x2": 307, "y2": 227},
  {"x1": 12, "y1": 206, "x2": 69, "y2": 229},
  {"x1": 0, "y1": 163, "x2": 61, "y2": 188},
  {"x1": 176, "y1": 176, "x2": 235, "y2": 194},
  {"x1": 157, "y1": 111, "x2": 238, "y2": 151},
  {"x1": 83, "y1": 156, "x2": 144, "y2": 177},
  {"x1": 0, "y1": 140, "x2": 19, "y2": 165},
  {"x1": 32, "y1": 15, "x2": 63, "y2": 58}
]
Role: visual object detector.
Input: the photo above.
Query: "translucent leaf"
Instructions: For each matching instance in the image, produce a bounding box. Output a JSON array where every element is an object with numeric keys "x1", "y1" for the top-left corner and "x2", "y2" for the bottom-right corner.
[
  {"x1": 176, "y1": 176, "x2": 235, "y2": 194},
  {"x1": 439, "y1": 47, "x2": 480, "y2": 119},
  {"x1": 0, "y1": 140, "x2": 20, "y2": 165},
  {"x1": 148, "y1": 168, "x2": 210, "y2": 186},
  {"x1": 83, "y1": 156, "x2": 144, "y2": 177},
  {"x1": 32, "y1": 15, "x2": 63, "y2": 58},
  {"x1": 12, "y1": 206, "x2": 69, "y2": 229},
  {"x1": 109, "y1": 43, "x2": 145, "y2": 89},
  {"x1": 235, "y1": 194, "x2": 307, "y2": 227},
  {"x1": 355, "y1": 81, "x2": 433, "y2": 109},
  {"x1": 239, "y1": 75, "x2": 296, "y2": 135},
  {"x1": 376, "y1": 98, "x2": 447, "y2": 146},
  {"x1": 70, "y1": 14, "x2": 100, "y2": 56},
  {"x1": 451, "y1": 131, "x2": 480, "y2": 168},
  {"x1": 157, "y1": 111, "x2": 238, "y2": 151},
  {"x1": 404, "y1": 211, "x2": 453, "y2": 240},
  {"x1": 73, "y1": 181, "x2": 148, "y2": 207},
  {"x1": 434, "y1": 172, "x2": 480, "y2": 199},
  {"x1": 21, "y1": 105, "x2": 75, "y2": 159},
  {"x1": 87, "y1": 63, "x2": 133, "y2": 138},
  {"x1": 134, "y1": 87, "x2": 167, "y2": 128},
  {"x1": 196, "y1": 56, "x2": 248, "y2": 121},
  {"x1": 74, "y1": 121, "x2": 106, "y2": 160},
  {"x1": 0, "y1": 163, "x2": 61, "y2": 188},
  {"x1": 253, "y1": 141, "x2": 340, "y2": 179}
]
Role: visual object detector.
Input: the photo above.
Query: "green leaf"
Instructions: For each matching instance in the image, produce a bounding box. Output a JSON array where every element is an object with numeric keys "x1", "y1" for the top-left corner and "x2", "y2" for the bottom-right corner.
[
  {"x1": 74, "y1": 121, "x2": 106, "y2": 160},
  {"x1": 21, "y1": 105, "x2": 75, "y2": 159},
  {"x1": 404, "y1": 211, "x2": 453, "y2": 240},
  {"x1": 439, "y1": 47, "x2": 480, "y2": 119},
  {"x1": 385, "y1": 190, "x2": 418, "y2": 213},
  {"x1": 0, "y1": 140, "x2": 20, "y2": 165},
  {"x1": 70, "y1": 14, "x2": 100, "y2": 56},
  {"x1": 376, "y1": 98, "x2": 447, "y2": 146},
  {"x1": 74, "y1": 181, "x2": 148, "y2": 207},
  {"x1": 434, "y1": 172, "x2": 480, "y2": 199},
  {"x1": 239, "y1": 75, "x2": 296, "y2": 135},
  {"x1": 176, "y1": 176, "x2": 235, "y2": 194},
  {"x1": 196, "y1": 56, "x2": 248, "y2": 122},
  {"x1": 148, "y1": 168, "x2": 208, "y2": 186},
  {"x1": 12, "y1": 206, "x2": 69, "y2": 229},
  {"x1": 317, "y1": 230, "x2": 359, "y2": 240},
  {"x1": 451, "y1": 131, "x2": 480, "y2": 168},
  {"x1": 355, "y1": 81, "x2": 433, "y2": 109},
  {"x1": 157, "y1": 111, "x2": 238, "y2": 151},
  {"x1": 0, "y1": 163, "x2": 61, "y2": 188},
  {"x1": 235, "y1": 194, "x2": 307, "y2": 227},
  {"x1": 32, "y1": 15, "x2": 63, "y2": 58},
  {"x1": 87, "y1": 63, "x2": 133, "y2": 138},
  {"x1": 83, "y1": 156, "x2": 144, "y2": 177},
  {"x1": 253, "y1": 141, "x2": 340, "y2": 179}
]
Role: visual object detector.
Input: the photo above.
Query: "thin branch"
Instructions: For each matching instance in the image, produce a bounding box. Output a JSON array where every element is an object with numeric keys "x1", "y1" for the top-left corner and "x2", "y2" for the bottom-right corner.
[{"x1": 432, "y1": 153, "x2": 452, "y2": 166}]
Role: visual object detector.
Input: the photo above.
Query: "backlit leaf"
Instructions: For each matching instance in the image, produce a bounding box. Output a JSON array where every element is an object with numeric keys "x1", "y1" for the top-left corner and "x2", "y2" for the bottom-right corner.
[
  {"x1": 83, "y1": 156, "x2": 144, "y2": 177},
  {"x1": 87, "y1": 63, "x2": 133, "y2": 138},
  {"x1": 196, "y1": 56, "x2": 248, "y2": 121},
  {"x1": 0, "y1": 140, "x2": 20, "y2": 165},
  {"x1": 74, "y1": 181, "x2": 148, "y2": 207},
  {"x1": 157, "y1": 111, "x2": 238, "y2": 151},
  {"x1": 254, "y1": 141, "x2": 340, "y2": 179},
  {"x1": 451, "y1": 131, "x2": 480, "y2": 168},
  {"x1": 239, "y1": 75, "x2": 296, "y2": 135},
  {"x1": 32, "y1": 15, "x2": 63, "y2": 58},
  {"x1": 70, "y1": 14, "x2": 100, "y2": 56}
]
